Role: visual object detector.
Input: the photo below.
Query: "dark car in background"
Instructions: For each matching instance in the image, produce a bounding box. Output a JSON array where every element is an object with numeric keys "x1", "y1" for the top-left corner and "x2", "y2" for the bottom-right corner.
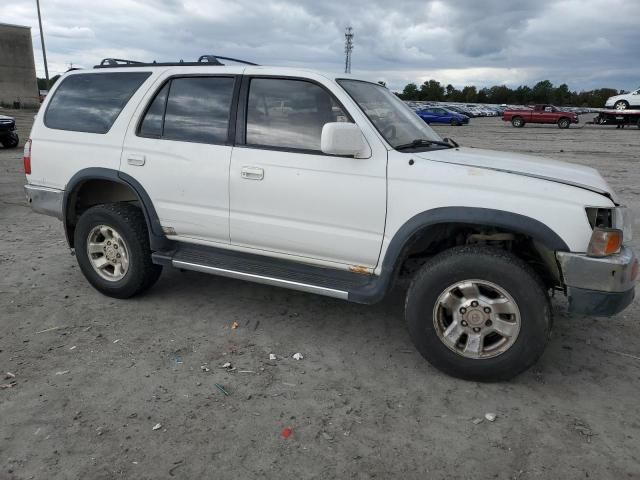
[
  {"x1": 416, "y1": 107, "x2": 469, "y2": 126},
  {"x1": 0, "y1": 115, "x2": 19, "y2": 148}
]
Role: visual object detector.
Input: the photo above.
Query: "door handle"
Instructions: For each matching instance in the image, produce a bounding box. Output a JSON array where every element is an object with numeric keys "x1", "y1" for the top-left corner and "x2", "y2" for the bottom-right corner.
[
  {"x1": 241, "y1": 166, "x2": 264, "y2": 180},
  {"x1": 127, "y1": 154, "x2": 146, "y2": 166}
]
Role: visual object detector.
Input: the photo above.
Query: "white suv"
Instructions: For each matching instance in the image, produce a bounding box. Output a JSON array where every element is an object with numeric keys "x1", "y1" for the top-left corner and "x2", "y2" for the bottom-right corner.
[{"x1": 24, "y1": 56, "x2": 637, "y2": 381}]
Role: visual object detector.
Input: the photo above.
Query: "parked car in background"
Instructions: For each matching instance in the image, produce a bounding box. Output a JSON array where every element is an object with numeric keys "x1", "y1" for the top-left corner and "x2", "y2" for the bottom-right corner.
[
  {"x1": 0, "y1": 114, "x2": 19, "y2": 148},
  {"x1": 445, "y1": 105, "x2": 473, "y2": 117},
  {"x1": 605, "y1": 88, "x2": 640, "y2": 110},
  {"x1": 417, "y1": 107, "x2": 469, "y2": 126},
  {"x1": 502, "y1": 104, "x2": 578, "y2": 129}
]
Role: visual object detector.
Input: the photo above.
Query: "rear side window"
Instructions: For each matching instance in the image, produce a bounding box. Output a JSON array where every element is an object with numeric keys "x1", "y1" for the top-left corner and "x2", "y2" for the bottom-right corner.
[
  {"x1": 45, "y1": 72, "x2": 151, "y2": 134},
  {"x1": 138, "y1": 77, "x2": 235, "y2": 144}
]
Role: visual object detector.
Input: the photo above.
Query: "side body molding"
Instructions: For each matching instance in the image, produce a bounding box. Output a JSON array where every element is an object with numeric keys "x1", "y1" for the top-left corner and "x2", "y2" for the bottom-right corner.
[
  {"x1": 350, "y1": 207, "x2": 570, "y2": 304},
  {"x1": 63, "y1": 167, "x2": 172, "y2": 251}
]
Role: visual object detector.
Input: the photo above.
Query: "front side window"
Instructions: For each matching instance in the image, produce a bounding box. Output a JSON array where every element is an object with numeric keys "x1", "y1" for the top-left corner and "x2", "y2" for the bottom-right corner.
[
  {"x1": 246, "y1": 78, "x2": 349, "y2": 151},
  {"x1": 138, "y1": 76, "x2": 235, "y2": 144},
  {"x1": 338, "y1": 79, "x2": 442, "y2": 148},
  {"x1": 45, "y1": 72, "x2": 151, "y2": 134}
]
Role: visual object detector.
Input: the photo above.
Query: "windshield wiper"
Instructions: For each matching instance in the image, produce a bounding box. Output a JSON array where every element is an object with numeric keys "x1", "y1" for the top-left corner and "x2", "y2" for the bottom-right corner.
[{"x1": 394, "y1": 138, "x2": 454, "y2": 150}]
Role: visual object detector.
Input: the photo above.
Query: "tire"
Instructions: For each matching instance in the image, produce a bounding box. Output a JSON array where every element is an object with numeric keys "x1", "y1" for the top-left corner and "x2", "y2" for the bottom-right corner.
[
  {"x1": 405, "y1": 246, "x2": 551, "y2": 382},
  {"x1": 511, "y1": 117, "x2": 524, "y2": 128},
  {"x1": 614, "y1": 100, "x2": 629, "y2": 110},
  {"x1": 74, "y1": 202, "x2": 162, "y2": 299},
  {"x1": 450, "y1": 119, "x2": 460, "y2": 126},
  {"x1": 557, "y1": 118, "x2": 570, "y2": 129},
  {"x1": 637, "y1": 118, "x2": 640, "y2": 130},
  {"x1": 1, "y1": 132, "x2": 19, "y2": 148}
]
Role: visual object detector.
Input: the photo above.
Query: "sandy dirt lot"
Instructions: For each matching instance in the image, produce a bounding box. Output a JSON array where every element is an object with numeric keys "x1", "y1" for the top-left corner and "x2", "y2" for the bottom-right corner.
[{"x1": 1, "y1": 110, "x2": 639, "y2": 479}]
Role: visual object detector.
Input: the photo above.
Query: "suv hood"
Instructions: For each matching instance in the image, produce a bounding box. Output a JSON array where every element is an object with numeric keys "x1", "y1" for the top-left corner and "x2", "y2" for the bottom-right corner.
[{"x1": 415, "y1": 147, "x2": 617, "y2": 202}]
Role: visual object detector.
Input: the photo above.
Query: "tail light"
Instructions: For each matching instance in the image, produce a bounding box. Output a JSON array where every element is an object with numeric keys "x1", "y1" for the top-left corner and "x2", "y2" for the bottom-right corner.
[{"x1": 23, "y1": 139, "x2": 32, "y2": 175}]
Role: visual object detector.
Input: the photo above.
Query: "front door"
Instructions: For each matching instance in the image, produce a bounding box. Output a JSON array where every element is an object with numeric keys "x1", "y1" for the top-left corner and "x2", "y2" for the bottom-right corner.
[
  {"x1": 229, "y1": 76, "x2": 387, "y2": 269},
  {"x1": 121, "y1": 74, "x2": 238, "y2": 243}
]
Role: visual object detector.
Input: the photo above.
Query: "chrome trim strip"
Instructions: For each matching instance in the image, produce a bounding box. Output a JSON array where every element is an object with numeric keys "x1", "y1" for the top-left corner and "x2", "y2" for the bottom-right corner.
[{"x1": 172, "y1": 259, "x2": 350, "y2": 299}]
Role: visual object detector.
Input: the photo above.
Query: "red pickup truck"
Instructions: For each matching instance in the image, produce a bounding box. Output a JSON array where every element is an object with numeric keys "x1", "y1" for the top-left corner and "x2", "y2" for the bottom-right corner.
[{"x1": 502, "y1": 104, "x2": 579, "y2": 129}]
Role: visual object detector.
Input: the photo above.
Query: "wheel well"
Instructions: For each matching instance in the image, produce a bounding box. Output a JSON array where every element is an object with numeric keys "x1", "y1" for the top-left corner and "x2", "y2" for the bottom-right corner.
[
  {"x1": 396, "y1": 223, "x2": 561, "y2": 289},
  {"x1": 65, "y1": 179, "x2": 139, "y2": 247}
]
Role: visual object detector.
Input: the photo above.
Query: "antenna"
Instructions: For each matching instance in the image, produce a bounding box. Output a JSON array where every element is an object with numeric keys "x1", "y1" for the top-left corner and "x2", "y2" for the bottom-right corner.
[{"x1": 344, "y1": 26, "x2": 354, "y2": 74}]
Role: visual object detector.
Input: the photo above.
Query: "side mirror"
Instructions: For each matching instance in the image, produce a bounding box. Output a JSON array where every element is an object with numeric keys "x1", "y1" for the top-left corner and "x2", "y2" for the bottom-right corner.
[{"x1": 321, "y1": 123, "x2": 370, "y2": 158}]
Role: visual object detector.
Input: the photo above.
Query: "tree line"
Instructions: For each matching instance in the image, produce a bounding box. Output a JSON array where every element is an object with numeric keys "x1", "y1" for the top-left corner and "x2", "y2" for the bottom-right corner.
[{"x1": 396, "y1": 79, "x2": 623, "y2": 107}]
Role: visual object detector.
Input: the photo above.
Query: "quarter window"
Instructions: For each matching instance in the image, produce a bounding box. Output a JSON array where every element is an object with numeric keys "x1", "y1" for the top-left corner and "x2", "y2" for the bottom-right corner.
[
  {"x1": 139, "y1": 83, "x2": 169, "y2": 138},
  {"x1": 246, "y1": 78, "x2": 349, "y2": 151},
  {"x1": 45, "y1": 72, "x2": 151, "y2": 134}
]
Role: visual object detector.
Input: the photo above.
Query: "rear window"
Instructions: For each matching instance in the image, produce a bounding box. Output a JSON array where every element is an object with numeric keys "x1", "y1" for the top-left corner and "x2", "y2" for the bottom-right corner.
[{"x1": 45, "y1": 72, "x2": 151, "y2": 134}]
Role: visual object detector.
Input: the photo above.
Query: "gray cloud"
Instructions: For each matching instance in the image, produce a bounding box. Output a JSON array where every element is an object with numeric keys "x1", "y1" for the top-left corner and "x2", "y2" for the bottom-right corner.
[{"x1": 2, "y1": 0, "x2": 638, "y2": 91}]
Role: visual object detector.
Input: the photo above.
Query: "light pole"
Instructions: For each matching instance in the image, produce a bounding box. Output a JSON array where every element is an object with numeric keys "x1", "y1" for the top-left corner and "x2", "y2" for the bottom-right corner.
[{"x1": 36, "y1": 0, "x2": 50, "y2": 89}]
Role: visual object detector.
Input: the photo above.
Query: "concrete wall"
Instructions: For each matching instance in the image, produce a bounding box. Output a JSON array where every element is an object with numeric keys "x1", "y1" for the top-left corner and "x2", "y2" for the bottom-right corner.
[{"x1": 0, "y1": 23, "x2": 40, "y2": 108}]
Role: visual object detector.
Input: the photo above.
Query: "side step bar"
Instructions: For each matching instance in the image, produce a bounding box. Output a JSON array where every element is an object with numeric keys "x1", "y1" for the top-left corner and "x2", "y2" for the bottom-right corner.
[
  {"x1": 172, "y1": 258, "x2": 349, "y2": 299},
  {"x1": 152, "y1": 244, "x2": 386, "y2": 304}
]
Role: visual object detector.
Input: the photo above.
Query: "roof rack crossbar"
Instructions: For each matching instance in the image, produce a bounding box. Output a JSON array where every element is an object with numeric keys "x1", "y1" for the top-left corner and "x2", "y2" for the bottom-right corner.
[
  {"x1": 198, "y1": 55, "x2": 258, "y2": 66},
  {"x1": 99, "y1": 58, "x2": 145, "y2": 66}
]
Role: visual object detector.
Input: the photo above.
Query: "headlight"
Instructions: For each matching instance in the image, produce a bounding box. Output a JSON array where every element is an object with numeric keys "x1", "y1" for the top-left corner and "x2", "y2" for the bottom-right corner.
[{"x1": 586, "y1": 206, "x2": 633, "y2": 242}]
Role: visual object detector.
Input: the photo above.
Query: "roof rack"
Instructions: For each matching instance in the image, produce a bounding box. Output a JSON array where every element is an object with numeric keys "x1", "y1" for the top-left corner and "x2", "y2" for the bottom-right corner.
[{"x1": 94, "y1": 55, "x2": 258, "y2": 68}]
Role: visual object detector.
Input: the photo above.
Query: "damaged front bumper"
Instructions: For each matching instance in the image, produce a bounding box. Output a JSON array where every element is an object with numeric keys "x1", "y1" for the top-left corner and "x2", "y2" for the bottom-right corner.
[{"x1": 557, "y1": 247, "x2": 638, "y2": 316}]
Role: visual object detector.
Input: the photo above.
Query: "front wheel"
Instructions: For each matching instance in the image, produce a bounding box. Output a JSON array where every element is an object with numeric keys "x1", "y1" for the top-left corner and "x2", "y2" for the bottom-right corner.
[
  {"x1": 557, "y1": 118, "x2": 570, "y2": 129},
  {"x1": 511, "y1": 117, "x2": 524, "y2": 128},
  {"x1": 74, "y1": 202, "x2": 162, "y2": 298},
  {"x1": 405, "y1": 246, "x2": 551, "y2": 382}
]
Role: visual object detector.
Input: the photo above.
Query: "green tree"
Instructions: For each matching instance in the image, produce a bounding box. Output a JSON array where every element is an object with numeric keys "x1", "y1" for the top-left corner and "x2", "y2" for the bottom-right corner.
[
  {"x1": 532, "y1": 80, "x2": 554, "y2": 103},
  {"x1": 419, "y1": 79, "x2": 445, "y2": 101},
  {"x1": 461, "y1": 86, "x2": 477, "y2": 103},
  {"x1": 37, "y1": 75, "x2": 60, "y2": 90},
  {"x1": 400, "y1": 83, "x2": 419, "y2": 100}
]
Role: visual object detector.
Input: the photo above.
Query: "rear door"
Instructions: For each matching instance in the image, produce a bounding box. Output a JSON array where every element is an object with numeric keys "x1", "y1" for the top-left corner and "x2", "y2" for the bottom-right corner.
[{"x1": 121, "y1": 73, "x2": 239, "y2": 243}]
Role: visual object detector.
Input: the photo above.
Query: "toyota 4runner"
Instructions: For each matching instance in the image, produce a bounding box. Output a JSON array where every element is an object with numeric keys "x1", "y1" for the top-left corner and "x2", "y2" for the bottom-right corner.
[{"x1": 23, "y1": 56, "x2": 638, "y2": 381}]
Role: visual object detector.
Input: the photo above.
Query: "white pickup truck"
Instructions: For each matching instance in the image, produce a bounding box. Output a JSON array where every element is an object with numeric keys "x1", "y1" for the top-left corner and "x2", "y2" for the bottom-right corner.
[{"x1": 24, "y1": 56, "x2": 637, "y2": 381}]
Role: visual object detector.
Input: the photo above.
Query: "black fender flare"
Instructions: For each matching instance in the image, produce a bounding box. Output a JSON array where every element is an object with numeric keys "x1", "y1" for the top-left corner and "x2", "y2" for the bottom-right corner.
[
  {"x1": 350, "y1": 207, "x2": 569, "y2": 304},
  {"x1": 63, "y1": 167, "x2": 172, "y2": 251}
]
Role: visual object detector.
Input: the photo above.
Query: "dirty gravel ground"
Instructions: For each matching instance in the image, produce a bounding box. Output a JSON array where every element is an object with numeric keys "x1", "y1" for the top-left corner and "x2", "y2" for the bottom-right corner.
[{"x1": 1, "y1": 110, "x2": 639, "y2": 480}]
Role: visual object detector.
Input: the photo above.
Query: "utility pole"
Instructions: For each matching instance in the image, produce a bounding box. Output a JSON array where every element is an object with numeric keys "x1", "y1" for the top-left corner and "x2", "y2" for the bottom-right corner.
[
  {"x1": 36, "y1": 0, "x2": 50, "y2": 89},
  {"x1": 344, "y1": 26, "x2": 353, "y2": 74}
]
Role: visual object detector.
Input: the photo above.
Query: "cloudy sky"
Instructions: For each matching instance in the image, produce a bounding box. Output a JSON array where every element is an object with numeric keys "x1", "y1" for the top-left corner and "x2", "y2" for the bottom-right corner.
[{"x1": 2, "y1": 0, "x2": 638, "y2": 92}]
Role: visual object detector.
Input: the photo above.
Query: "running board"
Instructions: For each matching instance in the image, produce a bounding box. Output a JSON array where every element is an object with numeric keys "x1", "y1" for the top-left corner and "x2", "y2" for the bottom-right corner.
[{"x1": 152, "y1": 244, "x2": 384, "y2": 303}]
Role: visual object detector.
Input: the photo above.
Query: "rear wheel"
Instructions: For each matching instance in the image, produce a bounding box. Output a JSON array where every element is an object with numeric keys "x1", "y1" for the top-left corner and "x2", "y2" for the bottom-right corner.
[
  {"x1": 405, "y1": 246, "x2": 551, "y2": 382},
  {"x1": 1, "y1": 132, "x2": 19, "y2": 148},
  {"x1": 557, "y1": 118, "x2": 570, "y2": 129},
  {"x1": 511, "y1": 117, "x2": 524, "y2": 128},
  {"x1": 614, "y1": 100, "x2": 629, "y2": 110},
  {"x1": 74, "y1": 202, "x2": 162, "y2": 298}
]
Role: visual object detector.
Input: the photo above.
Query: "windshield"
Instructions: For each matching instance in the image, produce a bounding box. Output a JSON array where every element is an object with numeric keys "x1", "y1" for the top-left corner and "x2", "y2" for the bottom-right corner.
[{"x1": 338, "y1": 79, "x2": 442, "y2": 148}]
